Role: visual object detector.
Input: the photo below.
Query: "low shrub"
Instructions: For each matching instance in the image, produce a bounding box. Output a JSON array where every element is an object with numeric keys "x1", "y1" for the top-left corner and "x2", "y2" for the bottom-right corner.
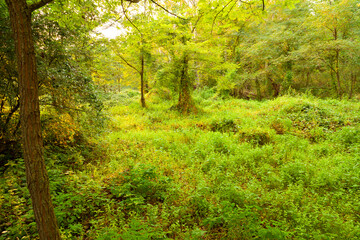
[
  {"x1": 238, "y1": 128, "x2": 272, "y2": 146},
  {"x1": 107, "y1": 165, "x2": 173, "y2": 209},
  {"x1": 210, "y1": 118, "x2": 238, "y2": 133}
]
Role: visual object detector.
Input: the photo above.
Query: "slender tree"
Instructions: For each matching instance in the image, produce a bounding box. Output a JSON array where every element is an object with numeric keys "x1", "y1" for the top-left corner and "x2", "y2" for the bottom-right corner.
[
  {"x1": 119, "y1": 0, "x2": 147, "y2": 107},
  {"x1": 5, "y1": 0, "x2": 61, "y2": 239}
]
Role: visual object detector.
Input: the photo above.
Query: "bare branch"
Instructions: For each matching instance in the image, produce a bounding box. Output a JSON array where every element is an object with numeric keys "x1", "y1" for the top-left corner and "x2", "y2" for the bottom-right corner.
[
  {"x1": 238, "y1": 0, "x2": 251, "y2": 5},
  {"x1": 211, "y1": 0, "x2": 235, "y2": 35},
  {"x1": 104, "y1": 0, "x2": 133, "y2": 28},
  {"x1": 150, "y1": 0, "x2": 186, "y2": 20},
  {"x1": 225, "y1": 1, "x2": 238, "y2": 19},
  {"x1": 191, "y1": 13, "x2": 203, "y2": 33},
  {"x1": 29, "y1": 0, "x2": 53, "y2": 12},
  {"x1": 116, "y1": 52, "x2": 140, "y2": 74},
  {"x1": 121, "y1": 0, "x2": 143, "y2": 37}
]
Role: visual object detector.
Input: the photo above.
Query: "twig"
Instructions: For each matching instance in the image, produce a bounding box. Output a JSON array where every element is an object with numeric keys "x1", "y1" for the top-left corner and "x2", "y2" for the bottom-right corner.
[
  {"x1": 121, "y1": 0, "x2": 143, "y2": 36},
  {"x1": 211, "y1": 0, "x2": 235, "y2": 35},
  {"x1": 150, "y1": 0, "x2": 186, "y2": 20},
  {"x1": 225, "y1": 1, "x2": 238, "y2": 19},
  {"x1": 115, "y1": 51, "x2": 140, "y2": 74},
  {"x1": 191, "y1": 12, "x2": 203, "y2": 33}
]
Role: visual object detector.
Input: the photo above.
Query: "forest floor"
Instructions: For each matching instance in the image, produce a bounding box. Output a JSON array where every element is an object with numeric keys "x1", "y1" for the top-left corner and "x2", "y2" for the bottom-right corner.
[{"x1": 2, "y1": 90, "x2": 360, "y2": 239}]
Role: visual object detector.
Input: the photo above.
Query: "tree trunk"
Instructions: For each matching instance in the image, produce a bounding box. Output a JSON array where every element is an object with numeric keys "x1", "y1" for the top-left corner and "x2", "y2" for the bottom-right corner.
[
  {"x1": 330, "y1": 63, "x2": 337, "y2": 94},
  {"x1": 333, "y1": 27, "x2": 342, "y2": 97},
  {"x1": 144, "y1": 79, "x2": 149, "y2": 94},
  {"x1": 268, "y1": 77, "x2": 280, "y2": 98},
  {"x1": 177, "y1": 54, "x2": 195, "y2": 113},
  {"x1": 335, "y1": 49, "x2": 342, "y2": 97},
  {"x1": 140, "y1": 53, "x2": 146, "y2": 108},
  {"x1": 5, "y1": 0, "x2": 61, "y2": 239}
]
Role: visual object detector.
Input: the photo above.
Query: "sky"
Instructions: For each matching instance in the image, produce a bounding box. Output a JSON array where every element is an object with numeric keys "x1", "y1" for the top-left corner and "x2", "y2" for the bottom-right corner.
[{"x1": 95, "y1": 21, "x2": 125, "y2": 39}]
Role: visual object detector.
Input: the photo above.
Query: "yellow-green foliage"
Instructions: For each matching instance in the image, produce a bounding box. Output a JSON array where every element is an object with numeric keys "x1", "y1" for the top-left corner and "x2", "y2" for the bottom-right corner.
[
  {"x1": 2, "y1": 93, "x2": 360, "y2": 239},
  {"x1": 42, "y1": 111, "x2": 78, "y2": 146}
]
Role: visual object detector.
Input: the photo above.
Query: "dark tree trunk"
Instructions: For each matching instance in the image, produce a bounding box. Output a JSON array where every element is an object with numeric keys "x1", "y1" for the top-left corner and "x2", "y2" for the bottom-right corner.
[
  {"x1": 176, "y1": 54, "x2": 195, "y2": 113},
  {"x1": 144, "y1": 79, "x2": 149, "y2": 94},
  {"x1": 330, "y1": 63, "x2": 338, "y2": 94},
  {"x1": 335, "y1": 49, "x2": 342, "y2": 97},
  {"x1": 5, "y1": 0, "x2": 61, "y2": 239},
  {"x1": 349, "y1": 73, "x2": 357, "y2": 99},
  {"x1": 333, "y1": 27, "x2": 342, "y2": 97},
  {"x1": 264, "y1": 62, "x2": 280, "y2": 98},
  {"x1": 140, "y1": 53, "x2": 146, "y2": 108},
  {"x1": 268, "y1": 77, "x2": 280, "y2": 97}
]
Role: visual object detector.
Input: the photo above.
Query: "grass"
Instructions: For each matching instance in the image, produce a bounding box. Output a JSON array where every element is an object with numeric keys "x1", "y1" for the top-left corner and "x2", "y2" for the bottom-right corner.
[{"x1": 1, "y1": 90, "x2": 360, "y2": 239}]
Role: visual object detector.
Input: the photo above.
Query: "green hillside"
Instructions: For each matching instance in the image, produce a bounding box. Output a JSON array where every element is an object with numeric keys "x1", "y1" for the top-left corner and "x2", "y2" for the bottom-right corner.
[{"x1": 2, "y1": 91, "x2": 360, "y2": 239}]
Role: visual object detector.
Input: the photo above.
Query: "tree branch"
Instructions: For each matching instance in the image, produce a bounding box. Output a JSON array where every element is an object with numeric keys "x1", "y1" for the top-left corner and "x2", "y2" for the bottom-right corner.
[
  {"x1": 211, "y1": 0, "x2": 235, "y2": 35},
  {"x1": 225, "y1": 1, "x2": 238, "y2": 19},
  {"x1": 121, "y1": 0, "x2": 143, "y2": 37},
  {"x1": 29, "y1": 0, "x2": 54, "y2": 12},
  {"x1": 116, "y1": 52, "x2": 140, "y2": 74},
  {"x1": 150, "y1": 0, "x2": 186, "y2": 20},
  {"x1": 4, "y1": 100, "x2": 20, "y2": 130},
  {"x1": 191, "y1": 13, "x2": 203, "y2": 33},
  {"x1": 13, "y1": 119, "x2": 21, "y2": 137}
]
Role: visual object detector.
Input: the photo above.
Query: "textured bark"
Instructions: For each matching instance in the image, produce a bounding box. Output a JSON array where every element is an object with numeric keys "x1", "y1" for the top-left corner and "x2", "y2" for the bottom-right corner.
[
  {"x1": 5, "y1": 0, "x2": 61, "y2": 239},
  {"x1": 176, "y1": 54, "x2": 195, "y2": 113}
]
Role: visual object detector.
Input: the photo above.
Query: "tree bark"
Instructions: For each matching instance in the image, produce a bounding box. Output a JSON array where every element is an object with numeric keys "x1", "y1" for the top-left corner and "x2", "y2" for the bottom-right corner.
[
  {"x1": 333, "y1": 26, "x2": 342, "y2": 97},
  {"x1": 140, "y1": 52, "x2": 146, "y2": 108},
  {"x1": 268, "y1": 76, "x2": 280, "y2": 98},
  {"x1": 335, "y1": 49, "x2": 342, "y2": 97},
  {"x1": 5, "y1": 0, "x2": 61, "y2": 239},
  {"x1": 176, "y1": 54, "x2": 195, "y2": 113}
]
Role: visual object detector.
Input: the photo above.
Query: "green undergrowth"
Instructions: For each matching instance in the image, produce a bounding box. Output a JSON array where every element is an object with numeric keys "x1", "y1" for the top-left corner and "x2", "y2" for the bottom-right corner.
[{"x1": 1, "y1": 91, "x2": 360, "y2": 239}]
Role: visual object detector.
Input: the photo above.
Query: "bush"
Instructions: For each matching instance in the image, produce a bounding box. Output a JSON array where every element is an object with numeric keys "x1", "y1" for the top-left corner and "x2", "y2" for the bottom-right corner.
[
  {"x1": 107, "y1": 165, "x2": 173, "y2": 209},
  {"x1": 333, "y1": 127, "x2": 360, "y2": 147},
  {"x1": 238, "y1": 128, "x2": 272, "y2": 146},
  {"x1": 210, "y1": 118, "x2": 238, "y2": 133},
  {"x1": 280, "y1": 161, "x2": 312, "y2": 187}
]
